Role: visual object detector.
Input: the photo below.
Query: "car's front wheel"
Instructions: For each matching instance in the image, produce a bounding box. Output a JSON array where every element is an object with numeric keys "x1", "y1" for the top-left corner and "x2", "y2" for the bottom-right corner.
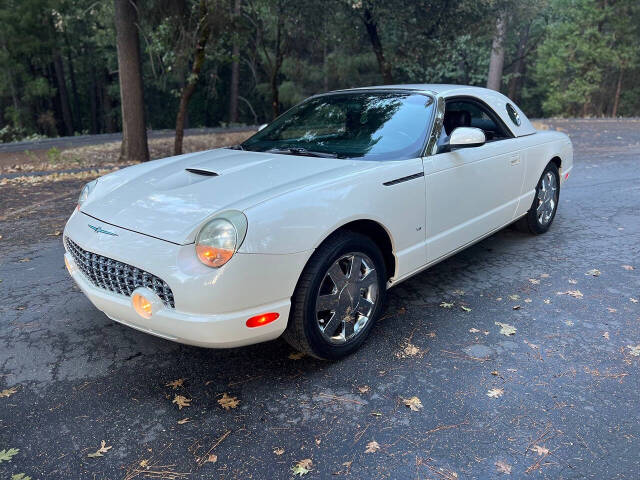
[
  {"x1": 283, "y1": 231, "x2": 387, "y2": 360},
  {"x1": 514, "y1": 162, "x2": 560, "y2": 234}
]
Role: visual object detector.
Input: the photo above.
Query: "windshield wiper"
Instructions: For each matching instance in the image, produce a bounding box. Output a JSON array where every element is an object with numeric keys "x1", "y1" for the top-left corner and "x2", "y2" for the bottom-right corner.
[{"x1": 266, "y1": 147, "x2": 339, "y2": 158}]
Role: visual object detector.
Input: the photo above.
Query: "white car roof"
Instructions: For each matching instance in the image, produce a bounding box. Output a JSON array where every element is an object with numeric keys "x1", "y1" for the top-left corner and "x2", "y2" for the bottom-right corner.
[{"x1": 331, "y1": 84, "x2": 537, "y2": 137}]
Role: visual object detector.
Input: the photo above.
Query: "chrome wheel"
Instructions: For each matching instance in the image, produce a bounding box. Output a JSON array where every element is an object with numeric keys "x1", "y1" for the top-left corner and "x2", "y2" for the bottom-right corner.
[
  {"x1": 536, "y1": 171, "x2": 558, "y2": 226},
  {"x1": 315, "y1": 253, "x2": 379, "y2": 345}
]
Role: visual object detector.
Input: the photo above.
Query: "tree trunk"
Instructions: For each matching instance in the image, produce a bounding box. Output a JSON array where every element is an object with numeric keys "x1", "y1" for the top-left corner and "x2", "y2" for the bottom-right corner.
[
  {"x1": 486, "y1": 13, "x2": 507, "y2": 92},
  {"x1": 228, "y1": 0, "x2": 241, "y2": 123},
  {"x1": 269, "y1": 9, "x2": 284, "y2": 119},
  {"x1": 174, "y1": 0, "x2": 211, "y2": 155},
  {"x1": 507, "y1": 25, "x2": 530, "y2": 102},
  {"x1": 65, "y1": 35, "x2": 81, "y2": 131},
  {"x1": 362, "y1": 6, "x2": 393, "y2": 84},
  {"x1": 114, "y1": 0, "x2": 149, "y2": 162},
  {"x1": 611, "y1": 68, "x2": 623, "y2": 117},
  {"x1": 53, "y1": 51, "x2": 74, "y2": 136}
]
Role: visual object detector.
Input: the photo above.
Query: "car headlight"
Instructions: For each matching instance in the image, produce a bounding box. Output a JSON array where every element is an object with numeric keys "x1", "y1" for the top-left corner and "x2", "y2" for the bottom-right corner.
[
  {"x1": 77, "y1": 179, "x2": 98, "y2": 210},
  {"x1": 195, "y1": 210, "x2": 248, "y2": 268}
]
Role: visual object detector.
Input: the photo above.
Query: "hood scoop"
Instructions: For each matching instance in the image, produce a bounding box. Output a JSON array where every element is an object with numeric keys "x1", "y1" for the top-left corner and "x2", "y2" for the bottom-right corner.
[{"x1": 185, "y1": 167, "x2": 219, "y2": 177}]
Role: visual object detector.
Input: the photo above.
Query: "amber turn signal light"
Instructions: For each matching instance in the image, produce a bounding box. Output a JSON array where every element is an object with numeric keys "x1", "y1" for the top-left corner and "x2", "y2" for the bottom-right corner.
[
  {"x1": 246, "y1": 312, "x2": 279, "y2": 328},
  {"x1": 132, "y1": 292, "x2": 153, "y2": 319}
]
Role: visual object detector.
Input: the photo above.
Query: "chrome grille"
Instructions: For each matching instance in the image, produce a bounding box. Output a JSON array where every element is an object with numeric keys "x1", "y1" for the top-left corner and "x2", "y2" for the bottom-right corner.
[{"x1": 65, "y1": 237, "x2": 175, "y2": 308}]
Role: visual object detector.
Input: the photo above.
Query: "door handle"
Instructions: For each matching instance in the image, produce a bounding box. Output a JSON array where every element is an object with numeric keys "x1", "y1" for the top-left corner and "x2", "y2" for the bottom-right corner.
[{"x1": 510, "y1": 155, "x2": 520, "y2": 166}]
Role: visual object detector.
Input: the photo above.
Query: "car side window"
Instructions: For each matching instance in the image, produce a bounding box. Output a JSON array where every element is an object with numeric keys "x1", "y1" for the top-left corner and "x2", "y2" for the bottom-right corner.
[{"x1": 443, "y1": 100, "x2": 510, "y2": 142}]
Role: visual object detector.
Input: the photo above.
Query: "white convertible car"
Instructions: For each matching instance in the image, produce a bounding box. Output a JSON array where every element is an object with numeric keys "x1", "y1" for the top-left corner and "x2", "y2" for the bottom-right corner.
[{"x1": 64, "y1": 84, "x2": 573, "y2": 359}]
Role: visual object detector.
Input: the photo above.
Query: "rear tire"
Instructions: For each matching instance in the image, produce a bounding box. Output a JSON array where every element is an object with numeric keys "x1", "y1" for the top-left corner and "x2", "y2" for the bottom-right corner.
[
  {"x1": 514, "y1": 162, "x2": 560, "y2": 235},
  {"x1": 283, "y1": 231, "x2": 387, "y2": 360}
]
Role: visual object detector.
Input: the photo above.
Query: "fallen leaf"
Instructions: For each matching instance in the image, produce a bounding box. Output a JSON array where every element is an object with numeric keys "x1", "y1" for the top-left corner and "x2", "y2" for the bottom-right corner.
[
  {"x1": 540, "y1": 273, "x2": 550, "y2": 278},
  {"x1": 439, "y1": 301, "x2": 454, "y2": 308},
  {"x1": 205, "y1": 454, "x2": 217, "y2": 464},
  {"x1": 557, "y1": 290, "x2": 583, "y2": 299},
  {"x1": 585, "y1": 269, "x2": 601, "y2": 277},
  {"x1": 0, "y1": 386, "x2": 18, "y2": 398},
  {"x1": 47, "y1": 230, "x2": 62, "y2": 237},
  {"x1": 496, "y1": 297, "x2": 503, "y2": 301},
  {"x1": 87, "y1": 440, "x2": 112, "y2": 458},
  {"x1": 607, "y1": 308, "x2": 617, "y2": 313},
  {"x1": 365, "y1": 440, "x2": 380, "y2": 453},
  {"x1": 370, "y1": 412, "x2": 383, "y2": 417},
  {"x1": 166, "y1": 378, "x2": 185, "y2": 389},
  {"x1": 491, "y1": 370, "x2": 499, "y2": 376},
  {"x1": 18, "y1": 258, "x2": 30, "y2": 263},
  {"x1": 627, "y1": 345, "x2": 640, "y2": 357},
  {"x1": 139, "y1": 460, "x2": 149, "y2": 468},
  {"x1": 469, "y1": 328, "x2": 480, "y2": 333},
  {"x1": 544, "y1": 299, "x2": 551, "y2": 304},
  {"x1": 453, "y1": 289, "x2": 465, "y2": 295},
  {"x1": 565, "y1": 320, "x2": 574, "y2": 326},
  {"x1": 524, "y1": 340, "x2": 539, "y2": 349},
  {"x1": 508, "y1": 294, "x2": 520, "y2": 301},
  {"x1": 495, "y1": 460, "x2": 512, "y2": 474},
  {"x1": 0, "y1": 448, "x2": 19, "y2": 463},
  {"x1": 218, "y1": 393, "x2": 240, "y2": 410},
  {"x1": 177, "y1": 418, "x2": 190, "y2": 424},
  {"x1": 400, "y1": 343, "x2": 420, "y2": 357},
  {"x1": 315, "y1": 437, "x2": 321, "y2": 446},
  {"x1": 291, "y1": 458, "x2": 313, "y2": 476},
  {"x1": 532, "y1": 445, "x2": 549, "y2": 456},
  {"x1": 273, "y1": 448, "x2": 285, "y2": 456},
  {"x1": 358, "y1": 385, "x2": 370, "y2": 394},
  {"x1": 512, "y1": 305, "x2": 521, "y2": 310},
  {"x1": 622, "y1": 265, "x2": 634, "y2": 271},
  {"x1": 288, "y1": 352, "x2": 305, "y2": 360},
  {"x1": 630, "y1": 298, "x2": 638, "y2": 304},
  {"x1": 460, "y1": 305, "x2": 471, "y2": 312},
  {"x1": 172, "y1": 395, "x2": 191, "y2": 410},
  {"x1": 428, "y1": 332, "x2": 437, "y2": 338},
  {"x1": 403, "y1": 396, "x2": 423, "y2": 411},
  {"x1": 11, "y1": 474, "x2": 32, "y2": 480},
  {"x1": 568, "y1": 279, "x2": 578, "y2": 284},
  {"x1": 528, "y1": 278, "x2": 540, "y2": 285},
  {"x1": 487, "y1": 388, "x2": 504, "y2": 398},
  {"x1": 524, "y1": 298, "x2": 532, "y2": 303},
  {"x1": 495, "y1": 322, "x2": 516, "y2": 336}
]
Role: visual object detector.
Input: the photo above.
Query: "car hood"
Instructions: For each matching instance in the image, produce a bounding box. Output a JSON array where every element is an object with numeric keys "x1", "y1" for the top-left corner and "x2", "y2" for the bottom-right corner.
[{"x1": 81, "y1": 148, "x2": 368, "y2": 244}]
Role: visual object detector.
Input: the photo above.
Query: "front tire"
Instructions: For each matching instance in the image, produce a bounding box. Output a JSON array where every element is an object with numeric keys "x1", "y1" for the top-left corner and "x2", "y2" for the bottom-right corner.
[
  {"x1": 514, "y1": 162, "x2": 560, "y2": 234},
  {"x1": 283, "y1": 231, "x2": 387, "y2": 360}
]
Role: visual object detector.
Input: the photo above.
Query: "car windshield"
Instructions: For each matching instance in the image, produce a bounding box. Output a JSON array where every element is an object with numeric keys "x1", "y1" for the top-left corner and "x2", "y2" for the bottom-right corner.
[{"x1": 241, "y1": 91, "x2": 434, "y2": 161}]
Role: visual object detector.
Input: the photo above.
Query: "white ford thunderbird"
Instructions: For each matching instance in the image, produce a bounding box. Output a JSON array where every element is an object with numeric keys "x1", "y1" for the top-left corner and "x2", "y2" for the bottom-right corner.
[{"x1": 64, "y1": 84, "x2": 573, "y2": 359}]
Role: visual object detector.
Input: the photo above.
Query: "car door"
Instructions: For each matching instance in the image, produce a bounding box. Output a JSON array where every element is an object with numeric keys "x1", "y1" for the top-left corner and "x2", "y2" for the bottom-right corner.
[{"x1": 423, "y1": 98, "x2": 524, "y2": 263}]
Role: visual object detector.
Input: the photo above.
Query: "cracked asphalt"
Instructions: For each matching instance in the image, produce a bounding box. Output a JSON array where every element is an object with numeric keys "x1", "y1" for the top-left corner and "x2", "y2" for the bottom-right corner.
[{"x1": 1, "y1": 119, "x2": 639, "y2": 479}]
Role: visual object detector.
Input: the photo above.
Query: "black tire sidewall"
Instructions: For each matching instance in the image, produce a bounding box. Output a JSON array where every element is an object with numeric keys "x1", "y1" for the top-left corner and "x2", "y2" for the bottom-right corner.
[
  {"x1": 528, "y1": 163, "x2": 560, "y2": 234},
  {"x1": 300, "y1": 234, "x2": 387, "y2": 360}
]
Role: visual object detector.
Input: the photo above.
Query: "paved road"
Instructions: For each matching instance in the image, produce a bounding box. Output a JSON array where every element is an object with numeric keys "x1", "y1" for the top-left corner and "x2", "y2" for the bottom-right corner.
[
  {"x1": 1, "y1": 119, "x2": 639, "y2": 479},
  {"x1": 0, "y1": 126, "x2": 257, "y2": 153}
]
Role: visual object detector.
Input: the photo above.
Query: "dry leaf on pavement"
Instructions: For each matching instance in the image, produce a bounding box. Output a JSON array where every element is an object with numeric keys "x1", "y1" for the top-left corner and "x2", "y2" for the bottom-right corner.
[
  {"x1": 460, "y1": 305, "x2": 472, "y2": 312},
  {"x1": 495, "y1": 460, "x2": 512, "y2": 474},
  {"x1": 218, "y1": 393, "x2": 240, "y2": 410},
  {"x1": 509, "y1": 294, "x2": 520, "y2": 301},
  {"x1": 172, "y1": 395, "x2": 191, "y2": 410},
  {"x1": 166, "y1": 378, "x2": 185, "y2": 389},
  {"x1": 0, "y1": 386, "x2": 18, "y2": 398},
  {"x1": 440, "y1": 302, "x2": 453, "y2": 308},
  {"x1": 288, "y1": 352, "x2": 305, "y2": 360},
  {"x1": 557, "y1": 290, "x2": 583, "y2": 299},
  {"x1": 495, "y1": 322, "x2": 516, "y2": 336},
  {"x1": 365, "y1": 440, "x2": 380, "y2": 453},
  {"x1": 622, "y1": 265, "x2": 634, "y2": 271},
  {"x1": 543, "y1": 299, "x2": 551, "y2": 304},
  {"x1": 87, "y1": 440, "x2": 112, "y2": 458},
  {"x1": 358, "y1": 385, "x2": 370, "y2": 394},
  {"x1": 627, "y1": 345, "x2": 640, "y2": 357},
  {"x1": 205, "y1": 454, "x2": 217, "y2": 464},
  {"x1": 585, "y1": 269, "x2": 601, "y2": 276},
  {"x1": 469, "y1": 328, "x2": 480, "y2": 333},
  {"x1": 532, "y1": 445, "x2": 549, "y2": 456},
  {"x1": 273, "y1": 448, "x2": 285, "y2": 455},
  {"x1": 529, "y1": 278, "x2": 540, "y2": 284},
  {"x1": 177, "y1": 418, "x2": 190, "y2": 424},
  {"x1": 487, "y1": 388, "x2": 504, "y2": 398},
  {"x1": 403, "y1": 396, "x2": 423, "y2": 411},
  {"x1": 291, "y1": 458, "x2": 313, "y2": 476},
  {"x1": 630, "y1": 298, "x2": 638, "y2": 303}
]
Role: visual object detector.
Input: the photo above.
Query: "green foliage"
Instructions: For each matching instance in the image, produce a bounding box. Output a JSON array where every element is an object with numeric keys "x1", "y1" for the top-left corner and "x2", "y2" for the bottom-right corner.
[
  {"x1": 0, "y1": 448, "x2": 19, "y2": 463},
  {"x1": 0, "y1": 0, "x2": 638, "y2": 140}
]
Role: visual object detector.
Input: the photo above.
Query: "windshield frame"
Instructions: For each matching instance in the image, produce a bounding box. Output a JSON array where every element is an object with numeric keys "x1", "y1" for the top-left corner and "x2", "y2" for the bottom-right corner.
[{"x1": 240, "y1": 89, "x2": 437, "y2": 161}]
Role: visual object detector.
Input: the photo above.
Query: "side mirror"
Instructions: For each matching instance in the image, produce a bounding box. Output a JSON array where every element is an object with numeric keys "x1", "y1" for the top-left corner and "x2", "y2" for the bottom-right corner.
[
  {"x1": 258, "y1": 123, "x2": 268, "y2": 132},
  {"x1": 449, "y1": 127, "x2": 486, "y2": 149}
]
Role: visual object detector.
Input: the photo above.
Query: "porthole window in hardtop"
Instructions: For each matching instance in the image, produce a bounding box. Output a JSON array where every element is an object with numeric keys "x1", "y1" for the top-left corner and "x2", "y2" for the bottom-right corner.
[{"x1": 506, "y1": 103, "x2": 521, "y2": 126}]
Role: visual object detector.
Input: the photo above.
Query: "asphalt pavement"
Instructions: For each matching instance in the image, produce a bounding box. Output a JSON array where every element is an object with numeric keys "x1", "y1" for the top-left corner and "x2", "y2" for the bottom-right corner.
[{"x1": 1, "y1": 119, "x2": 639, "y2": 479}]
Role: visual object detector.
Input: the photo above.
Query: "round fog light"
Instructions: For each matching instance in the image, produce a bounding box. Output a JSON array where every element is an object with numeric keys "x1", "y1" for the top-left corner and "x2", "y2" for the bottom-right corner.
[{"x1": 132, "y1": 293, "x2": 153, "y2": 319}]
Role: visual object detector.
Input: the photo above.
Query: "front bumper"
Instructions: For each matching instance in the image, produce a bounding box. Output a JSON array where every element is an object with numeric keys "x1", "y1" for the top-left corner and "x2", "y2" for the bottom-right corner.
[{"x1": 64, "y1": 210, "x2": 310, "y2": 348}]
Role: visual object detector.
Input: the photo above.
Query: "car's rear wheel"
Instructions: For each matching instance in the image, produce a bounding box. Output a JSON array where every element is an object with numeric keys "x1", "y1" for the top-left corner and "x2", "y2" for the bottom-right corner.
[
  {"x1": 283, "y1": 231, "x2": 387, "y2": 360},
  {"x1": 514, "y1": 162, "x2": 560, "y2": 234}
]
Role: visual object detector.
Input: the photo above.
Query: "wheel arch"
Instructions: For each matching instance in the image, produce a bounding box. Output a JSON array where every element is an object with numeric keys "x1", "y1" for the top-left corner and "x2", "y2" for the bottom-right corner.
[{"x1": 313, "y1": 219, "x2": 397, "y2": 281}]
